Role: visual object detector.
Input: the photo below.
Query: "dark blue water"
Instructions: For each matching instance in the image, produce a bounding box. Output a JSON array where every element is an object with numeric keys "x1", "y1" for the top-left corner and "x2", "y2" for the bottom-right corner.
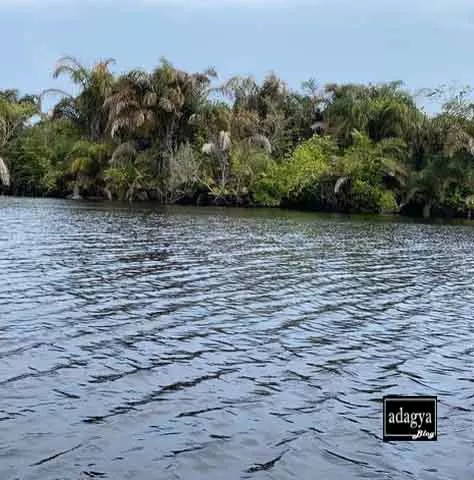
[{"x1": 0, "y1": 198, "x2": 473, "y2": 479}]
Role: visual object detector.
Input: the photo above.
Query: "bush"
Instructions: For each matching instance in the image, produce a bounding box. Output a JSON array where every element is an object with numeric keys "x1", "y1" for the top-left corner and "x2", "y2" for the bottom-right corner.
[
  {"x1": 277, "y1": 135, "x2": 339, "y2": 200},
  {"x1": 252, "y1": 173, "x2": 282, "y2": 206},
  {"x1": 379, "y1": 190, "x2": 398, "y2": 213},
  {"x1": 348, "y1": 180, "x2": 380, "y2": 212}
]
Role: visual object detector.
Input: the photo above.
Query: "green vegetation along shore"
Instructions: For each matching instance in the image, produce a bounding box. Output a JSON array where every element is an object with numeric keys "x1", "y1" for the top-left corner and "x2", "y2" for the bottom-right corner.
[{"x1": 2, "y1": 56, "x2": 474, "y2": 219}]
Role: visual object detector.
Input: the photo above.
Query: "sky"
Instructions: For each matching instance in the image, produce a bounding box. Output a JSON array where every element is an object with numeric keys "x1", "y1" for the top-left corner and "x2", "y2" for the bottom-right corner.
[{"x1": 0, "y1": 0, "x2": 474, "y2": 111}]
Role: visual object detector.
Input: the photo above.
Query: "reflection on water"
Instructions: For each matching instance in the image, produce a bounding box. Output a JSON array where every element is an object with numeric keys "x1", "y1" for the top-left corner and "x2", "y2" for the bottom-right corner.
[{"x1": 0, "y1": 198, "x2": 473, "y2": 480}]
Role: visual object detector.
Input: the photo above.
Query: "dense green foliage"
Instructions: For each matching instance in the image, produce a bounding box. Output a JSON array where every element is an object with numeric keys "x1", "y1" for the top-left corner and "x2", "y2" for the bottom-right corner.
[{"x1": 2, "y1": 56, "x2": 474, "y2": 219}]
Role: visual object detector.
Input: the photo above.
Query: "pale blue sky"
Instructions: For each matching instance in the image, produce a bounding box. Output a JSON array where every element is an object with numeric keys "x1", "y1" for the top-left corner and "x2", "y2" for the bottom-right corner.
[{"x1": 0, "y1": 0, "x2": 473, "y2": 111}]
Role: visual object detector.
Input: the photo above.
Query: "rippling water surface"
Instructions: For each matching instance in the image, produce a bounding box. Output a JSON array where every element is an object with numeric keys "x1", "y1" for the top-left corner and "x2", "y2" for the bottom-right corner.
[{"x1": 1, "y1": 198, "x2": 473, "y2": 480}]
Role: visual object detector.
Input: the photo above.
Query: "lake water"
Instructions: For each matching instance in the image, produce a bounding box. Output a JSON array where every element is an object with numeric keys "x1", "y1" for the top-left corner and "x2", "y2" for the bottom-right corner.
[{"x1": 0, "y1": 197, "x2": 473, "y2": 480}]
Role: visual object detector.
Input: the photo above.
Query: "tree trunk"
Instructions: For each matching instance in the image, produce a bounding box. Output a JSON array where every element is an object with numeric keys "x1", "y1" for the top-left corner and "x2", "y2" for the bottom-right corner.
[
  {"x1": 165, "y1": 117, "x2": 176, "y2": 155},
  {"x1": 0, "y1": 156, "x2": 10, "y2": 187},
  {"x1": 422, "y1": 201, "x2": 432, "y2": 219},
  {"x1": 468, "y1": 209, "x2": 472, "y2": 220},
  {"x1": 72, "y1": 184, "x2": 81, "y2": 200},
  {"x1": 220, "y1": 163, "x2": 226, "y2": 189},
  {"x1": 219, "y1": 153, "x2": 229, "y2": 190}
]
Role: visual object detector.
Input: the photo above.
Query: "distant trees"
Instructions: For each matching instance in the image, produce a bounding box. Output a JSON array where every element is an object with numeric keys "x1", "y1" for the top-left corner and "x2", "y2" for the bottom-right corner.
[{"x1": 3, "y1": 55, "x2": 474, "y2": 218}]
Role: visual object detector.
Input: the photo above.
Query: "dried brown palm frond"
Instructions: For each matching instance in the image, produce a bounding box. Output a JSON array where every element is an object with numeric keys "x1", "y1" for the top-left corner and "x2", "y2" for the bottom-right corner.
[
  {"x1": 159, "y1": 97, "x2": 174, "y2": 113},
  {"x1": 175, "y1": 70, "x2": 187, "y2": 85},
  {"x1": 219, "y1": 131, "x2": 232, "y2": 152},
  {"x1": 94, "y1": 58, "x2": 116, "y2": 74},
  {"x1": 106, "y1": 96, "x2": 140, "y2": 119},
  {"x1": 444, "y1": 126, "x2": 474, "y2": 157},
  {"x1": 202, "y1": 143, "x2": 216, "y2": 155},
  {"x1": 202, "y1": 131, "x2": 232, "y2": 155},
  {"x1": 0, "y1": 157, "x2": 10, "y2": 187},
  {"x1": 110, "y1": 118, "x2": 128, "y2": 139},
  {"x1": 334, "y1": 176, "x2": 351, "y2": 194},
  {"x1": 143, "y1": 92, "x2": 158, "y2": 107},
  {"x1": 188, "y1": 113, "x2": 199, "y2": 126}
]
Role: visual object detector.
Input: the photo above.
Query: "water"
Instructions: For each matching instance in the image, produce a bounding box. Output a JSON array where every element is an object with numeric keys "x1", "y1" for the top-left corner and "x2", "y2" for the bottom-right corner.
[{"x1": 0, "y1": 198, "x2": 473, "y2": 480}]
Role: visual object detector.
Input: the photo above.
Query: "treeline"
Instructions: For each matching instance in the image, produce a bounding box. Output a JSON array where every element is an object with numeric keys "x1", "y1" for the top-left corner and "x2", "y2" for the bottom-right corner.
[{"x1": 2, "y1": 56, "x2": 474, "y2": 219}]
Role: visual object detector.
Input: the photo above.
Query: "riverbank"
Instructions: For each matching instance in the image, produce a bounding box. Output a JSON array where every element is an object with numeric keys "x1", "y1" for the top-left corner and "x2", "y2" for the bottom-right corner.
[{"x1": 4, "y1": 191, "x2": 473, "y2": 223}]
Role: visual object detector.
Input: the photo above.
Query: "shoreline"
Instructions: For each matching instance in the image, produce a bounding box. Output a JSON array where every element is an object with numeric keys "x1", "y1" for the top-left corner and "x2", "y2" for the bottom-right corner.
[{"x1": 3, "y1": 194, "x2": 473, "y2": 224}]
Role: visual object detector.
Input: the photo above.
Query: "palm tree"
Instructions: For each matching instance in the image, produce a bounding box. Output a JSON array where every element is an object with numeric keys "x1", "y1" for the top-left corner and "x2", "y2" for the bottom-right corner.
[
  {"x1": 324, "y1": 82, "x2": 420, "y2": 147},
  {"x1": 167, "y1": 142, "x2": 203, "y2": 203},
  {"x1": 202, "y1": 129, "x2": 271, "y2": 199},
  {"x1": 104, "y1": 141, "x2": 145, "y2": 202},
  {"x1": 66, "y1": 140, "x2": 111, "y2": 198},
  {"x1": 334, "y1": 132, "x2": 410, "y2": 211},
  {"x1": 202, "y1": 130, "x2": 232, "y2": 190},
  {"x1": 0, "y1": 90, "x2": 39, "y2": 191},
  {"x1": 216, "y1": 73, "x2": 293, "y2": 155},
  {"x1": 150, "y1": 59, "x2": 216, "y2": 154},
  {"x1": 218, "y1": 75, "x2": 259, "y2": 111},
  {"x1": 403, "y1": 154, "x2": 463, "y2": 218},
  {"x1": 0, "y1": 90, "x2": 39, "y2": 148},
  {"x1": 106, "y1": 58, "x2": 216, "y2": 157},
  {"x1": 48, "y1": 56, "x2": 116, "y2": 141},
  {"x1": 104, "y1": 69, "x2": 155, "y2": 141}
]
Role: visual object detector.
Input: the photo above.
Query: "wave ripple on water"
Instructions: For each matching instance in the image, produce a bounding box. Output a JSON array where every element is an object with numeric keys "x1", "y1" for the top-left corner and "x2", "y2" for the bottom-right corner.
[{"x1": 0, "y1": 198, "x2": 473, "y2": 480}]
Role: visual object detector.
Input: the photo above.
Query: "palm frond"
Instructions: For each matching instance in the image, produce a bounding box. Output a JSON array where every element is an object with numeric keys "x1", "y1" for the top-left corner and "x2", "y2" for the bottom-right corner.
[
  {"x1": 334, "y1": 176, "x2": 350, "y2": 194},
  {"x1": 218, "y1": 76, "x2": 258, "y2": 100},
  {"x1": 188, "y1": 113, "x2": 200, "y2": 126},
  {"x1": 110, "y1": 142, "x2": 137, "y2": 167},
  {"x1": 124, "y1": 69, "x2": 149, "y2": 84},
  {"x1": 53, "y1": 56, "x2": 89, "y2": 87},
  {"x1": 465, "y1": 194, "x2": 474, "y2": 207},
  {"x1": 444, "y1": 126, "x2": 474, "y2": 157},
  {"x1": 70, "y1": 156, "x2": 92, "y2": 175},
  {"x1": 69, "y1": 140, "x2": 93, "y2": 157},
  {"x1": 218, "y1": 131, "x2": 232, "y2": 152},
  {"x1": 105, "y1": 94, "x2": 140, "y2": 117},
  {"x1": 110, "y1": 118, "x2": 134, "y2": 138},
  {"x1": 53, "y1": 55, "x2": 84, "y2": 74},
  {"x1": 203, "y1": 67, "x2": 218, "y2": 79},
  {"x1": 381, "y1": 156, "x2": 409, "y2": 181},
  {"x1": 50, "y1": 96, "x2": 80, "y2": 123},
  {"x1": 40, "y1": 88, "x2": 73, "y2": 101},
  {"x1": 159, "y1": 97, "x2": 174, "y2": 113},
  {"x1": 248, "y1": 134, "x2": 272, "y2": 154},
  {"x1": 202, "y1": 143, "x2": 216, "y2": 155},
  {"x1": 94, "y1": 58, "x2": 116, "y2": 73},
  {"x1": 144, "y1": 92, "x2": 158, "y2": 107}
]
